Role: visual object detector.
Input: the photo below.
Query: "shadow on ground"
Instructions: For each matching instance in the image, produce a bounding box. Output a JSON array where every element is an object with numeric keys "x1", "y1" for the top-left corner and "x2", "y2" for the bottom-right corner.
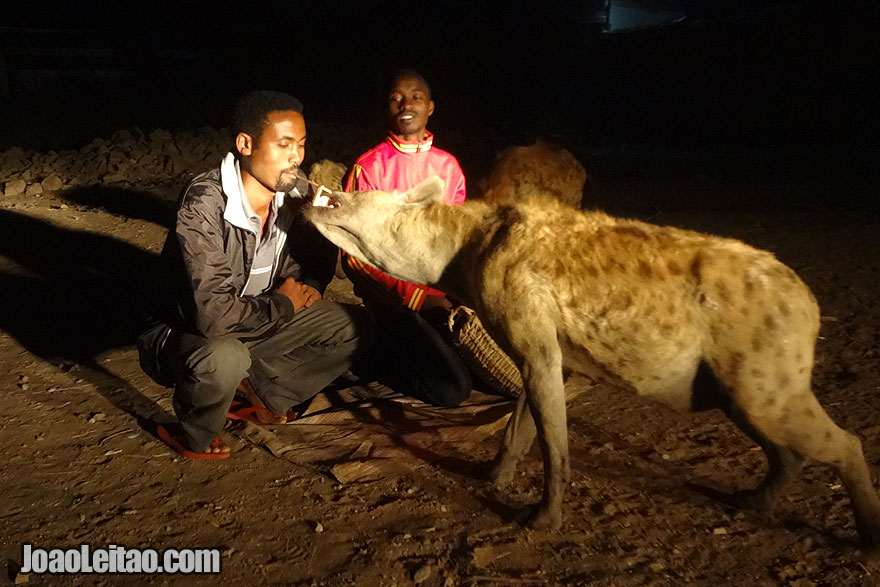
[
  {"x1": 0, "y1": 185, "x2": 174, "y2": 423},
  {"x1": 60, "y1": 183, "x2": 177, "y2": 227}
]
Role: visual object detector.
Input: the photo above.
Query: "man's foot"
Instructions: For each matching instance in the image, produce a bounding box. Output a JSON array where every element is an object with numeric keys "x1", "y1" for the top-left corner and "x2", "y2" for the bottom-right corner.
[
  {"x1": 234, "y1": 378, "x2": 288, "y2": 424},
  {"x1": 204, "y1": 435, "x2": 231, "y2": 455},
  {"x1": 156, "y1": 424, "x2": 231, "y2": 460}
]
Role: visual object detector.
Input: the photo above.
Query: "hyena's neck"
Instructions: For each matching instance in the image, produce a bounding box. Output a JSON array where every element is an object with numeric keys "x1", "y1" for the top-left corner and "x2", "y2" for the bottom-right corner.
[{"x1": 414, "y1": 200, "x2": 498, "y2": 306}]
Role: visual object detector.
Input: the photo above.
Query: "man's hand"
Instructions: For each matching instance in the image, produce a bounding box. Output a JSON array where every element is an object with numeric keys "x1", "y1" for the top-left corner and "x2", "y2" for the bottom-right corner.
[
  {"x1": 276, "y1": 278, "x2": 323, "y2": 312},
  {"x1": 300, "y1": 284, "x2": 322, "y2": 308},
  {"x1": 420, "y1": 294, "x2": 454, "y2": 313},
  {"x1": 419, "y1": 294, "x2": 454, "y2": 329}
]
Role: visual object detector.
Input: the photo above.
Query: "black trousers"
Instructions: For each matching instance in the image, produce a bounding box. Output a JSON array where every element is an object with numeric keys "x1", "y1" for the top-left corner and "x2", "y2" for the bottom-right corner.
[
  {"x1": 160, "y1": 301, "x2": 373, "y2": 451},
  {"x1": 353, "y1": 305, "x2": 472, "y2": 408}
]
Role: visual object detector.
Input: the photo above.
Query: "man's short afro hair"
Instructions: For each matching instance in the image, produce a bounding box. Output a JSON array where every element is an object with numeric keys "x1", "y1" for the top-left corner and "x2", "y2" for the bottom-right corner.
[
  {"x1": 386, "y1": 69, "x2": 432, "y2": 99},
  {"x1": 232, "y1": 90, "x2": 304, "y2": 143}
]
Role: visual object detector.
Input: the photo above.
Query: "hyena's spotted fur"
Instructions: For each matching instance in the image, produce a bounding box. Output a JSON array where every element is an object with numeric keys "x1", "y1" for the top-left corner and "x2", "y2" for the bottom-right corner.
[
  {"x1": 308, "y1": 159, "x2": 347, "y2": 192},
  {"x1": 304, "y1": 177, "x2": 880, "y2": 552},
  {"x1": 479, "y1": 140, "x2": 590, "y2": 209}
]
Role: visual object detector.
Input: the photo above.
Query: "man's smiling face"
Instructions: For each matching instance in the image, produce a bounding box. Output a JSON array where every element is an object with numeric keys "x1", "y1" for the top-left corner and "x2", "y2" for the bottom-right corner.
[{"x1": 386, "y1": 75, "x2": 434, "y2": 141}]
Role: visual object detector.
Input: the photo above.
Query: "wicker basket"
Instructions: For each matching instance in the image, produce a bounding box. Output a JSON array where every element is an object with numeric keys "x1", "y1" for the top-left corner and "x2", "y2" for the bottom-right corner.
[{"x1": 447, "y1": 306, "x2": 523, "y2": 398}]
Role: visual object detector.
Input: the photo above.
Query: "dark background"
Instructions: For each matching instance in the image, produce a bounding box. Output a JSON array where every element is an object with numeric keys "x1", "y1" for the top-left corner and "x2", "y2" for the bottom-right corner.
[{"x1": 2, "y1": 0, "x2": 879, "y2": 182}]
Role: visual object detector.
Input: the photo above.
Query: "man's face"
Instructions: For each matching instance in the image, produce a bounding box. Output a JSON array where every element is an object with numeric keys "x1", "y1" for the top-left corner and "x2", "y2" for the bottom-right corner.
[
  {"x1": 386, "y1": 75, "x2": 434, "y2": 141},
  {"x1": 240, "y1": 110, "x2": 306, "y2": 193}
]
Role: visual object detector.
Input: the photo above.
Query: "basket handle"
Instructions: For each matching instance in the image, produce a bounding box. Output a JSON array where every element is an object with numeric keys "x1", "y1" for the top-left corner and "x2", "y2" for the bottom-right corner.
[{"x1": 448, "y1": 305, "x2": 475, "y2": 333}]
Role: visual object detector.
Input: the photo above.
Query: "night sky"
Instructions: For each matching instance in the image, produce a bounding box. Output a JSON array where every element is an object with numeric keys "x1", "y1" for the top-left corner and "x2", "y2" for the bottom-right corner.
[{"x1": 2, "y1": 1, "x2": 878, "y2": 179}]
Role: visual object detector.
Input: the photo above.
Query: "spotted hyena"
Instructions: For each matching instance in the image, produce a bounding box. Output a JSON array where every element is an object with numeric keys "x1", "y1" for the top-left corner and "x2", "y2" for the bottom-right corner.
[
  {"x1": 304, "y1": 177, "x2": 880, "y2": 551},
  {"x1": 308, "y1": 158, "x2": 347, "y2": 192},
  {"x1": 480, "y1": 140, "x2": 590, "y2": 208}
]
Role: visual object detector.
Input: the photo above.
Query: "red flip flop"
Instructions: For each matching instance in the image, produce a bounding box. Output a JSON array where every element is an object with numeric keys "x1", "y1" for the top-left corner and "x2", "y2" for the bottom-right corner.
[
  {"x1": 227, "y1": 400, "x2": 299, "y2": 425},
  {"x1": 156, "y1": 424, "x2": 230, "y2": 460}
]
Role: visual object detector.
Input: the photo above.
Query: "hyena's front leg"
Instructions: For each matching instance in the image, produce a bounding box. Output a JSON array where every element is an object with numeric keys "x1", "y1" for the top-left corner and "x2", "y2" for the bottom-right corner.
[
  {"x1": 516, "y1": 338, "x2": 569, "y2": 530},
  {"x1": 487, "y1": 391, "x2": 536, "y2": 487}
]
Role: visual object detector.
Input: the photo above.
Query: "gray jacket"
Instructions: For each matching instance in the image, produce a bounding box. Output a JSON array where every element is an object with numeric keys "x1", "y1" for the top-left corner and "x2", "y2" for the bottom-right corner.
[{"x1": 158, "y1": 153, "x2": 335, "y2": 341}]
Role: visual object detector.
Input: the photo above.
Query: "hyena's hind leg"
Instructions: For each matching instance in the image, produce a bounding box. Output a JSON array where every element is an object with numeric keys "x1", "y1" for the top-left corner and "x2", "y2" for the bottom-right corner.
[
  {"x1": 721, "y1": 404, "x2": 805, "y2": 511},
  {"x1": 689, "y1": 361, "x2": 805, "y2": 510},
  {"x1": 738, "y1": 378, "x2": 880, "y2": 552}
]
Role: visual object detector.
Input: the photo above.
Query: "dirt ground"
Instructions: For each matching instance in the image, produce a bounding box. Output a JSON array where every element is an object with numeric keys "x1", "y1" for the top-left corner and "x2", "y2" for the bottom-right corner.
[{"x1": 1, "y1": 171, "x2": 880, "y2": 586}]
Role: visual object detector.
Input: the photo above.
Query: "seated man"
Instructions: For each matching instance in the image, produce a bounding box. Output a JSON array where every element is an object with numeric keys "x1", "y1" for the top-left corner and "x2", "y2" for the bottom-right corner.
[
  {"x1": 139, "y1": 90, "x2": 373, "y2": 459},
  {"x1": 344, "y1": 69, "x2": 472, "y2": 407}
]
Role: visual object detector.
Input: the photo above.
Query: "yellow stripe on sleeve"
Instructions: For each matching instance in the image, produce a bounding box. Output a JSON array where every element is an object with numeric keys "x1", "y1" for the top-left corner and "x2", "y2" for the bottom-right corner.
[
  {"x1": 345, "y1": 164, "x2": 362, "y2": 192},
  {"x1": 408, "y1": 288, "x2": 424, "y2": 310}
]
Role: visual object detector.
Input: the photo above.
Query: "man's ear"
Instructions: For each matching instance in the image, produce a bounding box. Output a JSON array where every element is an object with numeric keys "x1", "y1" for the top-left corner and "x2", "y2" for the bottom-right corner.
[
  {"x1": 427, "y1": 100, "x2": 435, "y2": 118},
  {"x1": 236, "y1": 132, "x2": 254, "y2": 157},
  {"x1": 404, "y1": 176, "x2": 445, "y2": 206}
]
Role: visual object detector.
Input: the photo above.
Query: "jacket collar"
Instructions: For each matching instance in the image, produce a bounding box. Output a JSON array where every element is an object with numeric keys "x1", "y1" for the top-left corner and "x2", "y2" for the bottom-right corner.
[
  {"x1": 386, "y1": 131, "x2": 434, "y2": 154},
  {"x1": 220, "y1": 152, "x2": 289, "y2": 232}
]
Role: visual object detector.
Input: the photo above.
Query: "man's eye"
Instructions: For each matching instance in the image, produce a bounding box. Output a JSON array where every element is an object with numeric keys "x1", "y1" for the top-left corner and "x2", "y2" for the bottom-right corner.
[{"x1": 279, "y1": 142, "x2": 289, "y2": 148}]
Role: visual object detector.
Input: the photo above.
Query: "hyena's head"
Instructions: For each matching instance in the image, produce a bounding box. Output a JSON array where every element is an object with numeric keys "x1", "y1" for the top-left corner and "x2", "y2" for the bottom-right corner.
[{"x1": 303, "y1": 176, "x2": 451, "y2": 286}]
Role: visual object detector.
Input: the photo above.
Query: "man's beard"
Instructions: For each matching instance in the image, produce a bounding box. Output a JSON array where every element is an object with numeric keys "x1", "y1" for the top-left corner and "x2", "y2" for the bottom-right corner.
[
  {"x1": 276, "y1": 177, "x2": 297, "y2": 192},
  {"x1": 275, "y1": 166, "x2": 299, "y2": 192}
]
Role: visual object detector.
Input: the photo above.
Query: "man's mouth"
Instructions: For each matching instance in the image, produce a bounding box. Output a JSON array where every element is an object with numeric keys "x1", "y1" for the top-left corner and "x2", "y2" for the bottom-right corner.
[{"x1": 398, "y1": 112, "x2": 415, "y2": 122}]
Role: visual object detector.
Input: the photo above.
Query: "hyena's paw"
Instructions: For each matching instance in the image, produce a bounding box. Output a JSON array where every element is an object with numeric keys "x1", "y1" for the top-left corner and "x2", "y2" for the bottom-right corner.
[{"x1": 517, "y1": 503, "x2": 562, "y2": 531}]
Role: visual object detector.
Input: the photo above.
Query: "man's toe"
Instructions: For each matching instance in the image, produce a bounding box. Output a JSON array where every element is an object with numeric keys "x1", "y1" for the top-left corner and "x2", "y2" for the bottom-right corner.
[{"x1": 206, "y1": 437, "x2": 230, "y2": 454}]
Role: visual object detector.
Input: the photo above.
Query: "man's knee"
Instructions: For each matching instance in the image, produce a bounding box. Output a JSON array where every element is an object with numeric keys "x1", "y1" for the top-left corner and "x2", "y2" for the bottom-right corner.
[{"x1": 185, "y1": 336, "x2": 250, "y2": 380}]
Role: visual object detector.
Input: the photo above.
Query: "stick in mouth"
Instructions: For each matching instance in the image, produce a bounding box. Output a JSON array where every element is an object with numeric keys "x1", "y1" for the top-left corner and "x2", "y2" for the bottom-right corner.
[{"x1": 312, "y1": 185, "x2": 333, "y2": 207}]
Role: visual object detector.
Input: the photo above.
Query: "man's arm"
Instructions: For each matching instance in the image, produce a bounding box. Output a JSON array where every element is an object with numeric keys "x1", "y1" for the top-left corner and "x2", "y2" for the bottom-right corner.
[
  {"x1": 448, "y1": 159, "x2": 467, "y2": 204},
  {"x1": 343, "y1": 162, "x2": 367, "y2": 192},
  {"x1": 175, "y1": 193, "x2": 294, "y2": 339}
]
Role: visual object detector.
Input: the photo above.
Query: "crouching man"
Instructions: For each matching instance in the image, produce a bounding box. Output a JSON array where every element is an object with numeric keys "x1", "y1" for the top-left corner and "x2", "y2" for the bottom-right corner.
[{"x1": 138, "y1": 90, "x2": 373, "y2": 459}]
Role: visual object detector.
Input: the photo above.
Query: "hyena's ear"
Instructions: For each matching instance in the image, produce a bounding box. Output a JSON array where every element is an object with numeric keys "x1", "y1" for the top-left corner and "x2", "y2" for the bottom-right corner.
[{"x1": 403, "y1": 176, "x2": 446, "y2": 206}]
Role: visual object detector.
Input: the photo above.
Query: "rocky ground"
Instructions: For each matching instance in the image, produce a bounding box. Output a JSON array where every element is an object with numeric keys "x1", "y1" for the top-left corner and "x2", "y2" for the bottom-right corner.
[{"x1": 1, "y1": 131, "x2": 880, "y2": 586}]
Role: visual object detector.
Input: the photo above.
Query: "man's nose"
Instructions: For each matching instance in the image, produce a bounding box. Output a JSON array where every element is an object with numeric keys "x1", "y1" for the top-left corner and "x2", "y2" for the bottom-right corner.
[{"x1": 290, "y1": 145, "x2": 303, "y2": 162}]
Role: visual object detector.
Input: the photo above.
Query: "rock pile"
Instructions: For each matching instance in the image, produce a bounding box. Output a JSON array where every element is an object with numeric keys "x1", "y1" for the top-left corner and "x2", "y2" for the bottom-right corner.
[
  {"x1": 0, "y1": 127, "x2": 231, "y2": 196},
  {"x1": 0, "y1": 120, "x2": 380, "y2": 198},
  {"x1": 1, "y1": 119, "x2": 546, "y2": 201}
]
